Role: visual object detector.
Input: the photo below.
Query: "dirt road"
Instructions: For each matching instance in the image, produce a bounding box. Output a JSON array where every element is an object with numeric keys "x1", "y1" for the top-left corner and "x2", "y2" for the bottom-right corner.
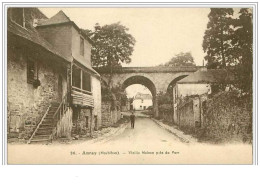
[{"x1": 7, "y1": 116, "x2": 252, "y2": 164}]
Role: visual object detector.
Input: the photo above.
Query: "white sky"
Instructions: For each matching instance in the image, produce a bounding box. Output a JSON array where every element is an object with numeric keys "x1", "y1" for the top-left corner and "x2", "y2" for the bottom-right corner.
[
  {"x1": 125, "y1": 84, "x2": 151, "y2": 98},
  {"x1": 39, "y1": 8, "x2": 210, "y2": 67},
  {"x1": 39, "y1": 7, "x2": 245, "y2": 98}
]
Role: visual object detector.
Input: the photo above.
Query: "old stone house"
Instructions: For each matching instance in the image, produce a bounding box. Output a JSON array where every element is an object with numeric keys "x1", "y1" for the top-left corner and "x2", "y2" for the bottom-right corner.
[
  {"x1": 173, "y1": 68, "x2": 251, "y2": 143},
  {"x1": 172, "y1": 67, "x2": 232, "y2": 123},
  {"x1": 133, "y1": 93, "x2": 153, "y2": 110},
  {"x1": 7, "y1": 8, "x2": 101, "y2": 143}
]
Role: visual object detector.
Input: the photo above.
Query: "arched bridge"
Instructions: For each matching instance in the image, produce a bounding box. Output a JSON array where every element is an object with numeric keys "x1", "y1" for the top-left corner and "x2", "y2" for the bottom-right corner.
[{"x1": 96, "y1": 66, "x2": 201, "y2": 117}]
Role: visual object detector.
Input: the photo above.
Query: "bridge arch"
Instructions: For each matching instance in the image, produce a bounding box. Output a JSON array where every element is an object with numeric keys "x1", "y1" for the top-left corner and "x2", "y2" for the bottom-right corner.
[
  {"x1": 122, "y1": 75, "x2": 156, "y2": 96},
  {"x1": 96, "y1": 66, "x2": 200, "y2": 118},
  {"x1": 166, "y1": 75, "x2": 189, "y2": 94},
  {"x1": 122, "y1": 75, "x2": 159, "y2": 117}
]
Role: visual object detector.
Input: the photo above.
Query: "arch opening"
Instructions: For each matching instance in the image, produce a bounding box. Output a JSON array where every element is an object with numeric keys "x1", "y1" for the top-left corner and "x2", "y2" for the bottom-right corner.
[
  {"x1": 126, "y1": 84, "x2": 153, "y2": 111},
  {"x1": 122, "y1": 75, "x2": 157, "y2": 96},
  {"x1": 121, "y1": 75, "x2": 158, "y2": 117},
  {"x1": 167, "y1": 75, "x2": 188, "y2": 95}
]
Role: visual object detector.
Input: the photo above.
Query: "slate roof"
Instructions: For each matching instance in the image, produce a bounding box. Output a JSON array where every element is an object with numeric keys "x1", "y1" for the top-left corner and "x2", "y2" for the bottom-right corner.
[
  {"x1": 8, "y1": 20, "x2": 71, "y2": 63},
  {"x1": 37, "y1": 10, "x2": 71, "y2": 26},
  {"x1": 8, "y1": 9, "x2": 99, "y2": 76},
  {"x1": 37, "y1": 10, "x2": 93, "y2": 45},
  {"x1": 177, "y1": 69, "x2": 233, "y2": 84},
  {"x1": 134, "y1": 93, "x2": 153, "y2": 100}
]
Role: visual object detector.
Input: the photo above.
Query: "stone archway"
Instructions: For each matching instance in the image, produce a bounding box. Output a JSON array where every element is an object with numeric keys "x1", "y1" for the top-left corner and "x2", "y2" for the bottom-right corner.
[
  {"x1": 166, "y1": 75, "x2": 189, "y2": 94},
  {"x1": 121, "y1": 75, "x2": 159, "y2": 118}
]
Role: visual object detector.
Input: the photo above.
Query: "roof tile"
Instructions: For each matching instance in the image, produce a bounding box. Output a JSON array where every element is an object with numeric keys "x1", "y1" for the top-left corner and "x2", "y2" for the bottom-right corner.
[
  {"x1": 37, "y1": 10, "x2": 71, "y2": 26},
  {"x1": 177, "y1": 69, "x2": 233, "y2": 84}
]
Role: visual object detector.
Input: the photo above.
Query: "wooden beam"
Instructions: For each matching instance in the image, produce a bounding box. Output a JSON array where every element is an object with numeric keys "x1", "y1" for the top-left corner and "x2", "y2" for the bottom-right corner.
[{"x1": 80, "y1": 69, "x2": 83, "y2": 90}]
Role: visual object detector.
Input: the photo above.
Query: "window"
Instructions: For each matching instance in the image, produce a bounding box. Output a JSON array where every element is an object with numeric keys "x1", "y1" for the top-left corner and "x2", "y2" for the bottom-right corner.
[
  {"x1": 72, "y1": 65, "x2": 92, "y2": 93},
  {"x1": 82, "y1": 71, "x2": 91, "y2": 92},
  {"x1": 27, "y1": 59, "x2": 38, "y2": 84},
  {"x1": 72, "y1": 65, "x2": 81, "y2": 88},
  {"x1": 80, "y1": 37, "x2": 84, "y2": 56},
  {"x1": 11, "y1": 8, "x2": 25, "y2": 27}
]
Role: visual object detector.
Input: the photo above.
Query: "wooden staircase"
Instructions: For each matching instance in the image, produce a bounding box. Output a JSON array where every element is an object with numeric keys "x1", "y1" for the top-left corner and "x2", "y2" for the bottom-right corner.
[{"x1": 27, "y1": 102, "x2": 59, "y2": 144}]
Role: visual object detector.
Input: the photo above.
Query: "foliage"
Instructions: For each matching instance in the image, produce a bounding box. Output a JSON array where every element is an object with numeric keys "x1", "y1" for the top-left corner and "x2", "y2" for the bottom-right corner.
[
  {"x1": 203, "y1": 8, "x2": 253, "y2": 94},
  {"x1": 203, "y1": 8, "x2": 234, "y2": 68},
  {"x1": 160, "y1": 52, "x2": 195, "y2": 67},
  {"x1": 128, "y1": 97, "x2": 134, "y2": 104},
  {"x1": 158, "y1": 104, "x2": 172, "y2": 112},
  {"x1": 157, "y1": 91, "x2": 172, "y2": 105},
  {"x1": 101, "y1": 82, "x2": 127, "y2": 110},
  {"x1": 231, "y1": 8, "x2": 253, "y2": 94},
  {"x1": 101, "y1": 84, "x2": 114, "y2": 101},
  {"x1": 83, "y1": 22, "x2": 136, "y2": 71},
  {"x1": 157, "y1": 92, "x2": 173, "y2": 113},
  {"x1": 111, "y1": 86, "x2": 127, "y2": 103}
]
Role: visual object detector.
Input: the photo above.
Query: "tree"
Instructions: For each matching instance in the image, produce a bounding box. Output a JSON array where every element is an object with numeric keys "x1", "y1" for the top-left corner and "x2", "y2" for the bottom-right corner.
[
  {"x1": 83, "y1": 22, "x2": 136, "y2": 71},
  {"x1": 157, "y1": 91, "x2": 172, "y2": 105},
  {"x1": 203, "y1": 8, "x2": 234, "y2": 68},
  {"x1": 162, "y1": 52, "x2": 195, "y2": 67},
  {"x1": 231, "y1": 8, "x2": 253, "y2": 94}
]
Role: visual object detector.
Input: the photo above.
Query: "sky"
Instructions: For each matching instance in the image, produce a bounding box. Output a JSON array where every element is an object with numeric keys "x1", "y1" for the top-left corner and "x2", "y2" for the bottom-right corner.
[
  {"x1": 39, "y1": 8, "x2": 213, "y2": 98},
  {"x1": 125, "y1": 84, "x2": 151, "y2": 98},
  {"x1": 39, "y1": 8, "x2": 210, "y2": 67},
  {"x1": 39, "y1": 8, "x2": 244, "y2": 98}
]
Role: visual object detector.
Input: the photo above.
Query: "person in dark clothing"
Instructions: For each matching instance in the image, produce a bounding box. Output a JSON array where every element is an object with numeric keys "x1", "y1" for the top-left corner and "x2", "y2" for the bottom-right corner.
[{"x1": 130, "y1": 112, "x2": 135, "y2": 129}]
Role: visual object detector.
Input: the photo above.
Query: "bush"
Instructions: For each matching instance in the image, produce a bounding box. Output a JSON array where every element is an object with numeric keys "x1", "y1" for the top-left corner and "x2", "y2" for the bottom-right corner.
[{"x1": 158, "y1": 104, "x2": 172, "y2": 112}]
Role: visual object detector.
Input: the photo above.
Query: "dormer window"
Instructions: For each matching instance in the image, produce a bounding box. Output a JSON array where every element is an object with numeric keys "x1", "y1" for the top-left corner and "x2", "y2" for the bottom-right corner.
[
  {"x1": 11, "y1": 8, "x2": 25, "y2": 27},
  {"x1": 80, "y1": 37, "x2": 84, "y2": 56}
]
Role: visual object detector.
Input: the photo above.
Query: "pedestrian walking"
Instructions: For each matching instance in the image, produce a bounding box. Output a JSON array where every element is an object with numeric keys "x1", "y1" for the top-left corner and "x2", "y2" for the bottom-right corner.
[{"x1": 130, "y1": 111, "x2": 135, "y2": 129}]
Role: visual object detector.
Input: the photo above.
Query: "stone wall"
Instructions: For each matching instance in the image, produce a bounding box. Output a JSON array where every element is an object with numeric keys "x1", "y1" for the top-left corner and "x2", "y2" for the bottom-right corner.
[
  {"x1": 178, "y1": 99, "x2": 196, "y2": 132},
  {"x1": 202, "y1": 92, "x2": 252, "y2": 143},
  {"x1": 7, "y1": 46, "x2": 67, "y2": 136},
  {"x1": 101, "y1": 101, "x2": 121, "y2": 127},
  {"x1": 158, "y1": 111, "x2": 173, "y2": 123},
  {"x1": 177, "y1": 91, "x2": 252, "y2": 143},
  {"x1": 158, "y1": 104, "x2": 173, "y2": 124},
  {"x1": 71, "y1": 106, "x2": 96, "y2": 136},
  {"x1": 92, "y1": 76, "x2": 102, "y2": 130},
  {"x1": 36, "y1": 24, "x2": 72, "y2": 59}
]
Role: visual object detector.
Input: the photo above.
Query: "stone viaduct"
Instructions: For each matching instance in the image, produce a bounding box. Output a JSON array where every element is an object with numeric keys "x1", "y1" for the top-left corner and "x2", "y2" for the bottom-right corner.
[{"x1": 96, "y1": 66, "x2": 201, "y2": 117}]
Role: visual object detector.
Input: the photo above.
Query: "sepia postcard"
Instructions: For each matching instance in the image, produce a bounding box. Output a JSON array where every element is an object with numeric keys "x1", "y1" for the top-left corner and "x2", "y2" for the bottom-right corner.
[{"x1": 4, "y1": 4, "x2": 256, "y2": 164}]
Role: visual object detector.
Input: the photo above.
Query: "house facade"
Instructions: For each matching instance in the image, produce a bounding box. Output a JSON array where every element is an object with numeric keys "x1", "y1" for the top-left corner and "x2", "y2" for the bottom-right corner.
[
  {"x1": 7, "y1": 8, "x2": 101, "y2": 143},
  {"x1": 172, "y1": 67, "x2": 231, "y2": 124},
  {"x1": 133, "y1": 93, "x2": 153, "y2": 111}
]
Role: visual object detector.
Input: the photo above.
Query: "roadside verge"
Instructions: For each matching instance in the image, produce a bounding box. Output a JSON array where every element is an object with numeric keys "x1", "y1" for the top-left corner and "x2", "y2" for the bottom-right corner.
[{"x1": 151, "y1": 118, "x2": 197, "y2": 143}]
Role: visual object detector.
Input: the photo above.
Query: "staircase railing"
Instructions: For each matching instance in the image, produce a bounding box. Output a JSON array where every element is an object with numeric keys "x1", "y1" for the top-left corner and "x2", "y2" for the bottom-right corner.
[
  {"x1": 52, "y1": 92, "x2": 69, "y2": 140},
  {"x1": 27, "y1": 104, "x2": 51, "y2": 144}
]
